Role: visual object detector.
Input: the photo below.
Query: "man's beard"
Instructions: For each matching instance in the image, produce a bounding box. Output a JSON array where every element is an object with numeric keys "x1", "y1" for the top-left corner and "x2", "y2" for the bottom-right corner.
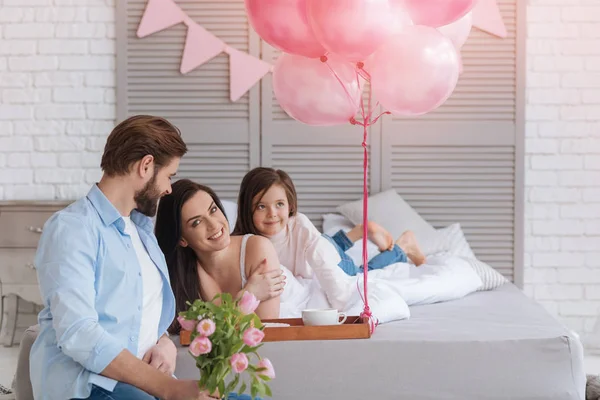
[{"x1": 134, "y1": 173, "x2": 162, "y2": 217}]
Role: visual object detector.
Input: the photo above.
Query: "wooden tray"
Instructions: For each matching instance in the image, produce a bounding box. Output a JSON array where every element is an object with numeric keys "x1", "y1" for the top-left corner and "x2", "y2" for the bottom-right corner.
[{"x1": 180, "y1": 316, "x2": 371, "y2": 345}]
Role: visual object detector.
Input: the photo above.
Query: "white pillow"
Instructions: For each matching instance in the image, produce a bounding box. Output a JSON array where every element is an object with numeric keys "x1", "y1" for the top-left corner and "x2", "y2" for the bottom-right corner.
[
  {"x1": 321, "y1": 213, "x2": 381, "y2": 266},
  {"x1": 336, "y1": 189, "x2": 436, "y2": 245},
  {"x1": 221, "y1": 199, "x2": 237, "y2": 230},
  {"x1": 422, "y1": 223, "x2": 476, "y2": 259},
  {"x1": 423, "y1": 223, "x2": 507, "y2": 291},
  {"x1": 459, "y1": 256, "x2": 507, "y2": 291},
  {"x1": 322, "y1": 213, "x2": 354, "y2": 234}
]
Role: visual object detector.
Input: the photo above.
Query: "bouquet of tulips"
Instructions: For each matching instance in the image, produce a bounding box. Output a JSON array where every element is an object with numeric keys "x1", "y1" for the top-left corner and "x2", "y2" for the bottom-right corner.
[{"x1": 177, "y1": 291, "x2": 275, "y2": 399}]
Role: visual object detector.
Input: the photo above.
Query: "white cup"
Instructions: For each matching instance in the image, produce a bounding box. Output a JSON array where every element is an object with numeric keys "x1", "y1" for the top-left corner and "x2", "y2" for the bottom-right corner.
[{"x1": 301, "y1": 308, "x2": 347, "y2": 326}]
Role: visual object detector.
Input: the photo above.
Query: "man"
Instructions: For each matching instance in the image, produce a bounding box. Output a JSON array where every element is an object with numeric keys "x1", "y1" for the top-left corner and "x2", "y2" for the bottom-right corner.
[{"x1": 31, "y1": 115, "x2": 215, "y2": 400}]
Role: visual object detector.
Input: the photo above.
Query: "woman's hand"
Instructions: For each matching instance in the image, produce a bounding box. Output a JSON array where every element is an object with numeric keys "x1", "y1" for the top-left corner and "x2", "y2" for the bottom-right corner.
[{"x1": 244, "y1": 259, "x2": 286, "y2": 302}]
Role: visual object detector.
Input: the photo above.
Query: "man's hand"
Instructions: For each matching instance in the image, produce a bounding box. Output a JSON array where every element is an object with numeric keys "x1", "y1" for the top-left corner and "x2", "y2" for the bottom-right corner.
[
  {"x1": 142, "y1": 335, "x2": 177, "y2": 376},
  {"x1": 164, "y1": 380, "x2": 221, "y2": 400}
]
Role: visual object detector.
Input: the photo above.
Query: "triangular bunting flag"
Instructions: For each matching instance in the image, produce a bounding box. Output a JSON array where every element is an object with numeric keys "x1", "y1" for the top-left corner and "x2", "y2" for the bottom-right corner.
[
  {"x1": 472, "y1": 0, "x2": 507, "y2": 38},
  {"x1": 180, "y1": 22, "x2": 225, "y2": 74},
  {"x1": 137, "y1": 0, "x2": 186, "y2": 38},
  {"x1": 227, "y1": 48, "x2": 272, "y2": 102}
]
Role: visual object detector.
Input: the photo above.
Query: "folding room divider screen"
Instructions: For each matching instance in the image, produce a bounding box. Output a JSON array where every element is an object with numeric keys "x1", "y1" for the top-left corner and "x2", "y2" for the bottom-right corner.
[{"x1": 116, "y1": 0, "x2": 526, "y2": 286}]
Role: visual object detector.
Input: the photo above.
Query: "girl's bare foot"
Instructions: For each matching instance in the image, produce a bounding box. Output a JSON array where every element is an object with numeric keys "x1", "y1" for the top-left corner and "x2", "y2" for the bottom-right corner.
[
  {"x1": 367, "y1": 221, "x2": 394, "y2": 252},
  {"x1": 397, "y1": 231, "x2": 426, "y2": 266}
]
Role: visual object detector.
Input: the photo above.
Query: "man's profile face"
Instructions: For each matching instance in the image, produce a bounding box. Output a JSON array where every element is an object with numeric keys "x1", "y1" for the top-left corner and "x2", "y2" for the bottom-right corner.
[{"x1": 134, "y1": 157, "x2": 180, "y2": 216}]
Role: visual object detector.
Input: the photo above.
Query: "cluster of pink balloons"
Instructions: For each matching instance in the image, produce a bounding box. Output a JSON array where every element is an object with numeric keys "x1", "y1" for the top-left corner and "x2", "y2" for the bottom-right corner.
[{"x1": 245, "y1": 0, "x2": 477, "y2": 126}]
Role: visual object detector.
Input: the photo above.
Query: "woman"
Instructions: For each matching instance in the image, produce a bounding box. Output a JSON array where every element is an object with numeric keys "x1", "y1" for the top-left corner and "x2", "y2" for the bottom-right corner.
[{"x1": 155, "y1": 179, "x2": 285, "y2": 334}]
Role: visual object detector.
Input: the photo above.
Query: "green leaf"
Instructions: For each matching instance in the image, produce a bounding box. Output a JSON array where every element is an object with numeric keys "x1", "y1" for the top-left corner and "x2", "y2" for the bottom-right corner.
[
  {"x1": 206, "y1": 369, "x2": 218, "y2": 393},
  {"x1": 264, "y1": 384, "x2": 272, "y2": 397},
  {"x1": 255, "y1": 380, "x2": 265, "y2": 395},
  {"x1": 198, "y1": 374, "x2": 208, "y2": 389},
  {"x1": 251, "y1": 384, "x2": 258, "y2": 399},
  {"x1": 218, "y1": 381, "x2": 225, "y2": 399},
  {"x1": 229, "y1": 374, "x2": 240, "y2": 393},
  {"x1": 218, "y1": 341, "x2": 227, "y2": 357},
  {"x1": 238, "y1": 382, "x2": 247, "y2": 396},
  {"x1": 221, "y1": 292, "x2": 233, "y2": 304}
]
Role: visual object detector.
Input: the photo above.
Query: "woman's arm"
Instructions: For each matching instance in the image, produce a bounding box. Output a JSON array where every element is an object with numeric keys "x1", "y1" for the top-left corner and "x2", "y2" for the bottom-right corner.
[
  {"x1": 198, "y1": 256, "x2": 284, "y2": 306},
  {"x1": 244, "y1": 236, "x2": 282, "y2": 320}
]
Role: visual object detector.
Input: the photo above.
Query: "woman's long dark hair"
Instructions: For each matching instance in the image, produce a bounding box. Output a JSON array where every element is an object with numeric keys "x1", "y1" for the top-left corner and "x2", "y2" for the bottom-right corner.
[
  {"x1": 155, "y1": 178, "x2": 226, "y2": 335},
  {"x1": 233, "y1": 167, "x2": 297, "y2": 236}
]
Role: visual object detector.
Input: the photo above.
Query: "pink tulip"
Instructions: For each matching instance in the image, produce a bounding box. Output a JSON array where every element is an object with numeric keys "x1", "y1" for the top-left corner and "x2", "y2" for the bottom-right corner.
[
  {"x1": 243, "y1": 327, "x2": 265, "y2": 347},
  {"x1": 177, "y1": 316, "x2": 197, "y2": 332},
  {"x1": 189, "y1": 336, "x2": 212, "y2": 357},
  {"x1": 197, "y1": 319, "x2": 216, "y2": 337},
  {"x1": 230, "y1": 353, "x2": 249, "y2": 374},
  {"x1": 238, "y1": 291, "x2": 260, "y2": 315},
  {"x1": 257, "y1": 358, "x2": 276, "y2": 379}
]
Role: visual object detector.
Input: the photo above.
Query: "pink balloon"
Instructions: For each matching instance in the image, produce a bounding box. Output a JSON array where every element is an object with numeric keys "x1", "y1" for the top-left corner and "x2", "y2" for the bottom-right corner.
[
  {"x1": 306, "y1": 0, "x2": 395, "y2": 62},
  {"x1": 272, "y1": 54, "x2": 362, "y2": 126},
  {"x1": 245, "y1": 0, "x2": 326, "y2": 58},
  {"x1": 370, "y1": 26, "x2": 460, "y2": 116},
  {"x1": 390, "y1": 0, "x2": 414, "y2": 35},
  {"x1": 438, "y1": 11, "x2": 473, "y2": 48},
  {"x1": 402, "y1": 0, "x2": 477, "y2": 28},
  {"x1": 359, "y1": 3, "x2": 412, "y2": 76}
]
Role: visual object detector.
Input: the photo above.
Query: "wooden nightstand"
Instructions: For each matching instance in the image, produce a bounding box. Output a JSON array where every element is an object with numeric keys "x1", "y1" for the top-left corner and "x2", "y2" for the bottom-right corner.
[{"x1": 0, "y1": 201, "x2": 70, "y2": 347}]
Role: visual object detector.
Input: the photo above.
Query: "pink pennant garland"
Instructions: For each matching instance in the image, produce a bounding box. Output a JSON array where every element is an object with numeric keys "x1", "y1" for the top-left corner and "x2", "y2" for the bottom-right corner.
[
  {"x1": 137, "y1": 0, "x2": 186, "y2": 38},
  {"x1": 227, "y1": 48, "x2": 272, "y2": 102},
  {"x1": 180, "y1": 21, "x2": 226, "y2": 74},
  {"x1": 472, "y1": 0, "x2": 507, "y2": 38}
]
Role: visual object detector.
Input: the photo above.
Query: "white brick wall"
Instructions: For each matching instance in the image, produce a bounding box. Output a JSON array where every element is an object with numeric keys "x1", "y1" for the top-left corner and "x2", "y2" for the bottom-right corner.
[
  {"x1": 1, "y1": 0, "x2": 599, "y2": 349},
  {"x1": 0, "y1": 0, "x2": 115, "y2": 200},
  {"x1": 525, "y1": 0, "x2": 600, "y2": 351}
]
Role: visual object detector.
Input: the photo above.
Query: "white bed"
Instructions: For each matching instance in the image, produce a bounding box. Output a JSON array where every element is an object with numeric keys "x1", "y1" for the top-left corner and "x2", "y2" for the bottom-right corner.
[{"x1": 174, "y1": 193, "x2": 586, "y2": 399}]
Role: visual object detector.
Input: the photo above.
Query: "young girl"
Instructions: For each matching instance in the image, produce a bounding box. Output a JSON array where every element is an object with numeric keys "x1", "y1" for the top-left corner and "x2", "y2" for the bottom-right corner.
[{"x1": 233, "y1": 167, "x2": 426, "y2": 280}]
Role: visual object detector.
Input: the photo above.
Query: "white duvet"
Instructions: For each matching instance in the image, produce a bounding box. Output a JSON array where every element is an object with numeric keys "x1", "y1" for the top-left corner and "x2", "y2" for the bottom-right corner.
[{"x1": 278, "y1": 254, "x2": 483, "y2": 324}]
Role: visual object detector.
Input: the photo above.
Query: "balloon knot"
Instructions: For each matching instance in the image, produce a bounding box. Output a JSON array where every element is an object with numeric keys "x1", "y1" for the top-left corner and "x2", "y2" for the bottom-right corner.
[
  {"x1": 349, "y1": 117, "x2": 359, "y2": 125},
  {"x1": 356, "y1": 61, "x2": 364, "y2": 69},
  {"x1": 319, "y1": 55, "x2": 328, "y2": 63}
]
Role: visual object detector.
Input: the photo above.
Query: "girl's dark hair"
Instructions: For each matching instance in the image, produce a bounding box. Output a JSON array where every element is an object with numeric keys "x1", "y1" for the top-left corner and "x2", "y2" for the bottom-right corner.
[
  {"x1": 155, "y1": 178, "x2": 226, "y2": 335},
  {"x1": 233, "y1": 167, "x2": 297, "y2": 236}
]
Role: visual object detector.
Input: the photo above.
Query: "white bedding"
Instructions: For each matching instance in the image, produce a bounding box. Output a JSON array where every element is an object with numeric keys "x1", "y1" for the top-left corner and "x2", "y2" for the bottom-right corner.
[{"x1": 278, "y1": 254, "x2": 483, "y2": 324}]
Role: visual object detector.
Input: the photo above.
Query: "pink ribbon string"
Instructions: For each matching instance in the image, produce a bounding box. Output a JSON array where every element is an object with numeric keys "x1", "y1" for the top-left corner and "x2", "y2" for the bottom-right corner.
[{"x1": 323, "y1": 58, "x2": 391, "y2": 334}]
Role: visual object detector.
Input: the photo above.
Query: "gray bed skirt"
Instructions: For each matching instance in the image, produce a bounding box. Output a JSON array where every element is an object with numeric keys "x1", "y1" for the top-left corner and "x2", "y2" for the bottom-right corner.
[{"x1": 175, "y1": 283, "x2": 586, "y2": 400}]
